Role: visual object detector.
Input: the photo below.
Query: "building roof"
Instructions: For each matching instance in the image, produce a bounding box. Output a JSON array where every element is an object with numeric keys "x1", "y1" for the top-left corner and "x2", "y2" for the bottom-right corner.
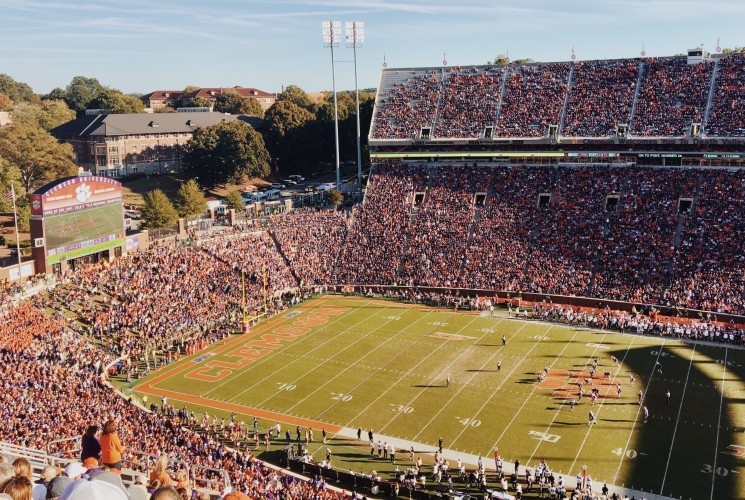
[
  {"x1": 50, "y1": 112, "x2": 263, "y2": 137},
  {"x1": 182, "y1": 86, "x2": 276, "y2": 100},
  {"x1": 139, "y1": 90, "x2": 183, "y2": 102}
]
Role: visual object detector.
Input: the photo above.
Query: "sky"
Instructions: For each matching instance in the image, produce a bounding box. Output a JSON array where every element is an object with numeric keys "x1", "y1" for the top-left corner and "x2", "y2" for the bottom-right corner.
[{"x1": 1, "y1": 0, "x2": 744, "y2": 96}]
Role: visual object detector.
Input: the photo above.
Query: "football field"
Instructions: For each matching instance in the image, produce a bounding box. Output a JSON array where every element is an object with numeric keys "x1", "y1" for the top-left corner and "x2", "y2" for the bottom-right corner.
[{"x1": 131, "y1": 296, "x2": 745, "y2": 499}]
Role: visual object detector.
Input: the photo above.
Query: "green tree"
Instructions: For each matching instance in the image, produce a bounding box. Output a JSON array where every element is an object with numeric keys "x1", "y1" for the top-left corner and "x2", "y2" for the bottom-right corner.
[
  {"x1": 89, "y1": 88, "x2": 145, "y2": 113},
  {"x1": 326, "y1": 189, "x2": 344, "y2": 208},
  {"x1": 12, "y1": 100, "x2": 75, "y2": 130},
  {"x1": 513, "y1": 58, "x2": 535, "y2": 64},
  {"x1": 182, "y1": 120, "x2": 271, "y2": 188},
  {"x1": 264, "y1": 100, "x2": 315, "y2": 142},
  {"x1": 183, "y1": 85, "x2": 201, "y2": 93},
  {"x1": 489, "y1": 54, "x2": 510, "y2": 65},
  {"x1": 184, "y1": 97, "x2": 212, "y2": 108},
  {"x1": 214, "y1": 92, "x2": 263, "y2": 116},
  {"x1": 154, "y1": 106, "x2": 176, "y2": 113},
  {"x1": 0, "y1": 159, "x2": 21, "y2": 213},
  {"x1": 175, "y1": 179, "x2": 207, "y2": 219},
  {"x1": 722, "y1": 47, "x2": 745, "y2": 54},
  {"x1": 0, "y1": 124, "x2": 77, "y2": 193},
  {"x1": 65, "y1": 76, "x2": 105, "y2": 113},
  {"x1": 16, "y1": 202, "x2": 30, "y2": 232},
  {"x1": 42, "y1": 88, "x2": 67, "y2": 101},
  {"x1": 276, "y1": 85, "x2": 315, "y2": 112},
  {"x1": 224, "y1": 190, "x2": 246, "y2": 211},
  {"x1": 0, "y1": 75, "x2": 39, "y2": 105},
  {"x1": 141, "y1": 189, "x2": 179, "y2": 229}
]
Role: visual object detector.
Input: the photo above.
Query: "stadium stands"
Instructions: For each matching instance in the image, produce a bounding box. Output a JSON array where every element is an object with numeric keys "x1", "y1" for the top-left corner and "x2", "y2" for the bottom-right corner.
[{"x1": 707, "y1": 53, "x2": 745, "y2": 137}]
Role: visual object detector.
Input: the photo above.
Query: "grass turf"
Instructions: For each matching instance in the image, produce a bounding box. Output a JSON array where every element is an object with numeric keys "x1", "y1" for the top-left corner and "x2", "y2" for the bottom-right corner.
[{"x1": 125, "y1": 296, "x2": 745, "y2": 499}]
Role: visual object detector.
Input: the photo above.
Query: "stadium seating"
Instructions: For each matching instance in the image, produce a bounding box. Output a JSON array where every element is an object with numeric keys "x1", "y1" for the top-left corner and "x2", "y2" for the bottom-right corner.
[{"x1": 707, "y1": 53, "x2": 745, "y2": 137}]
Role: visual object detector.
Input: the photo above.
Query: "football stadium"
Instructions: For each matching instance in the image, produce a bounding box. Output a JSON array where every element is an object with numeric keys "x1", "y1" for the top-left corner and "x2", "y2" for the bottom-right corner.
[{"x1": 3, "y1": 50, "x2": 745, "y2": 500}]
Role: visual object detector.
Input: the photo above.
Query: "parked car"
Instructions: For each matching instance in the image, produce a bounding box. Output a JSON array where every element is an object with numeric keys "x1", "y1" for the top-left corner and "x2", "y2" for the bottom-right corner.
[
  {"x1": 288, "y1": 175, "x2": 305, "y2": 182},
  {"x1": 316, "y1": 183, "x2": 337, "y2": 192},
  {"x1": 283, "y1": 179, "x2": 297, "y2": 185},
  {"x1": 271, "y1": 183, "x2": 286, "y2": 189}
]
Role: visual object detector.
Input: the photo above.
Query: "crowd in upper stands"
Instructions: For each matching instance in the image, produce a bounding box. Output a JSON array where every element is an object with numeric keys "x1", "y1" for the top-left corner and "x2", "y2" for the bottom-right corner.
[
  {"x1": 707, "y1": 53, "x2": 745, "y2": 137},
  {"x1": 370, "y1": 54, "x2": 745, "y2": 140}
]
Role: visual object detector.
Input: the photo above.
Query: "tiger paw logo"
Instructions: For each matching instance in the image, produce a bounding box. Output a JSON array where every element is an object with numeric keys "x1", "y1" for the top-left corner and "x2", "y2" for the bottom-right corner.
[
  {"x1": 75, "y1": 183, "x2": 92, "y2": 203},
  {"x1": 536, "y1": 368, "x2": 620, "y2": 399},
  {"x1": 31, "y1": 199, "x2": 41, "y2": 211}
]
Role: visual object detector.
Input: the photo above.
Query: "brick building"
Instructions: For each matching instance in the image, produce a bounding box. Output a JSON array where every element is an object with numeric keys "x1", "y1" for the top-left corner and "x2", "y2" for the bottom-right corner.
[
  {"x1": 50, "y1": 112, "x2": 262, "y2": 177},
  {"x1": 140, "y1": 86, "x2": 276, "y2": 112}
]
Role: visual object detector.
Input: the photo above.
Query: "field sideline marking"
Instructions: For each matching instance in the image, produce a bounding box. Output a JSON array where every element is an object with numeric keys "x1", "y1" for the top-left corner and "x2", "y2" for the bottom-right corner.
[
  {"x1": 376, "y1": 314, "x2": 496, "y2": 435},
  {"x1": 710, "y1": 347, "x2": 728, "y2": 500},
  {"x1": 281, "y1": 307, "x2": 435, "y2": 414},
  {"x1": 412, "y1": 318, "x2": 523, "y2": 443},
  {"x1": 225, "y1": 299, "x2": 394, "y2": 406},
  {"x1": 613, "y1": 339, "x2": 668, "y2": 483},
  {"x1": 566, "y1": 335, "x2": 638, "y2": 475},
  {"x1": 659, "y1": 344, "x2": 697, "y2": 494}
]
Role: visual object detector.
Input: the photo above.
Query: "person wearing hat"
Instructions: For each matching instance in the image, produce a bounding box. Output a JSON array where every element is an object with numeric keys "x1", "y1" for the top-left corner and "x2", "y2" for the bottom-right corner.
[
  {"x1": 34, "y1": 466, "x2": 60, "y2": 500},
  {"x1": 63, "y1": 463, "x2": 87, "y2": 481},
  {"x1": 45, "y1": 476, "x2": 71, "y2": 500},
  {"x1": 58, "y1": 479, "x2": 128, "y2": 500}
]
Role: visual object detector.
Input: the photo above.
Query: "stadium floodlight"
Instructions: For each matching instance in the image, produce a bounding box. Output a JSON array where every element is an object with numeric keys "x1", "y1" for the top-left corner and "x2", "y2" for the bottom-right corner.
[
  {"x1": 322, "y1": 21, "x2": 342, "y2": 189},
  {"x1": 346, "y1": 21, "x2": 364, "y2": 192}
]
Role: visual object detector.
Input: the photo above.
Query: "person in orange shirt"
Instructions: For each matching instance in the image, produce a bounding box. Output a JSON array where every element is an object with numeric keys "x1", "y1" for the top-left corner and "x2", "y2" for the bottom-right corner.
[
  {"x1": 99, "y1": 419, "x2": 124, "y2": 471},
  {"x1": 149, "y1": 456, "x2": 173, "y2": 488}
]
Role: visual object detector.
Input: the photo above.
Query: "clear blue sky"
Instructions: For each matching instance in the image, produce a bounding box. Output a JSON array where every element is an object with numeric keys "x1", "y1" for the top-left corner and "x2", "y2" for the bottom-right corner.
[{"x1": 1, "y1": 0, "x2": 743, "y2": 96}]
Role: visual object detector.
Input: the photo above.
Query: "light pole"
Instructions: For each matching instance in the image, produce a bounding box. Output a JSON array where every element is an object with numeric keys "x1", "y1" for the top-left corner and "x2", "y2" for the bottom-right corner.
[
  {"x1": 346, "y1": 21, "x2": 364, "y2": 194},
  {"x1": 322, "y1": 21, "x2": 341, "y2": 191}
]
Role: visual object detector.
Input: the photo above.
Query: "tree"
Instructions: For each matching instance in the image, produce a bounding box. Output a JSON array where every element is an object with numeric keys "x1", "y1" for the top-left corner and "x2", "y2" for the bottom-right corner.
[
  {"x1": 264, "y1": 100, "x2": 315, "y2": 142},
  {"x1": 184, "y1": 97, "x2": 212, "y2": 109},
  {"x1": 0, "y1": 75, "x2": 39, "y2": 105},
  {"x1": 43, "y1": 88, "x2": 67, "y2": 101},
  {"x1": 214, "y1": 92, "x2": 263, "y2": 116},
  {"x1": 276, "y1": 85, "x2": 315, "y2": 112},
  {"x1": 183, "y1": 85, "x2": 201, "y2": 93},
  {"x1": 12, "y1": 100, "x2": 75, "y2": 131},
  {"x1": 65, "y1": 76, "x2": 105, "y2": 113},
  {"x1": 326, "y1": 189, "x2": 344, "y2": 208},
  {"x1": 224, "y1": 190, "x2": 246, "y2": 211},
  {"x1": 154, "y1": 106, "x2": 176, "y2": 113},
  {"x1": 89, "y1": 88, "x2": 145, "y2": 113},
  {"x1": 175, "y1": 179, "x2": 207, "y2": 219},
  {"x1": 141, "y1": 189, "x2": 179, "y2": 229},
  {"x1": 722, "y1": 47, "x2": 745, "y2": 54},
  {"x1": 0, "y1": 123, "x2": 77, "y2": 193},
  {"x1": 182, "y1": 120, "x2": 271, "y2": 188},
  {"x1": 490, "y1": 54, "x2": 510, "y2": 65},
  {"x1": 513, "y1": 58, "x2": 535, "y2": 65},
  {"x1": 0, "y1": 158, "x2": 21, "y2": 213}
]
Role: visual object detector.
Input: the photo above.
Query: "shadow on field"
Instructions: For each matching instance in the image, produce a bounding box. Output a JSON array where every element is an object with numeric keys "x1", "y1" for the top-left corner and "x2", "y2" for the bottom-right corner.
[
  {"x1": 475, "y1": 343, "x2": 500, "y2": 347},
  {"x1": 607, "y1": 344, "x2": 743, "y2": 499},
  {"x1": 466, "y1": 369, "x2": 497, "y2": 373},
  {"x1": 412, "y1": 384, "x2": 445, "y2": 388}
]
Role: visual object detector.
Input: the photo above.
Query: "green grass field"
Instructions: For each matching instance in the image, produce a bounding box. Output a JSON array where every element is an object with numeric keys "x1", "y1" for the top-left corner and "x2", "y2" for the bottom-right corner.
[{"x1": 128, "y1": 296, "x2": 745, "y2": 499}]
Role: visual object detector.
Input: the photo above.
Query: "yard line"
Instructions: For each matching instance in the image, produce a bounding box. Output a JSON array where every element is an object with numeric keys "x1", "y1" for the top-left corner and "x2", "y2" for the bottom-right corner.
[
  {"x1": 612, "y1": 338, "x2": 668, "y2": 483},
  {"x1": 377, "y1": 315, "x2": 503, "y2": 435},
  {"x1": 659, "y1": 344, "x2": 696, "y2": 494},
  {"x1": 710, "y1": 347, "x2": 728, "y2": 500},
  {"x1": 226, "y1": 300, "x2": 396, "y2": 405},
  {"x1": 282, "y1": 309, "x2": 436, "y2": 414},
  {"x1": 409, "y1": 317, "x2": 514, "y2": 441},
  {"x1": 340, "y1": 312, "x2": 483, "y2": 434},
  {"x1": 447, "y1": 323, "x2": 549, "y2": 448},
  {"x1": 485, "y1": 327, "x2": 585, "y2": 458},
  {"x1": 566, "y1": 335, "x2": 637, "y2": 475}
]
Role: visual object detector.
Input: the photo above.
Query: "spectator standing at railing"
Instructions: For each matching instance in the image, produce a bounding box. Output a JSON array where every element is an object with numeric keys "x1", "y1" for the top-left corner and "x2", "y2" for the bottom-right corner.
[
  {"x1": 100, "y1": 419, "x2": 124, "y2": 472},
  {"x1": 80, "y1": 425, "x2": 101, "y2": 462}
]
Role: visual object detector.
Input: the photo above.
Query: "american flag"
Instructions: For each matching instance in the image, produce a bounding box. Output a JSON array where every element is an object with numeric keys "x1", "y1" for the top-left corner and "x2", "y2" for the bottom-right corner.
[{"x1": 3, "y1": 185, "x2": 13, "y2": 200}]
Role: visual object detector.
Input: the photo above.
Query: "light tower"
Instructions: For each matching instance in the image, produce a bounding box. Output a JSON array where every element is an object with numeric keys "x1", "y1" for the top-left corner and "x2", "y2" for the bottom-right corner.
[
  {"x1": 346, "y1": 21, "x2": 365, "y2": 193},
  {"x1": 322, "y1": 21, "x2": 342, "y2": 191}
]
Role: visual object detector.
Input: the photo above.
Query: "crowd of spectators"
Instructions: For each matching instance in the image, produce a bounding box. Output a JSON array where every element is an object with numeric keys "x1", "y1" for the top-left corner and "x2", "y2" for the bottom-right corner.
[
  {"x1": 435, "y1": 67, "x2": 504, "y2": 138},
  {"x1": 343, "y1": 161, "x2": 744, "y2": 314},
  {"x1": 664, "y1": 169, "x2": 745, "y2": 314},
  {"x1": 494, "y1": 63, "x2": 570, "y2": 138},
  {"x1": 268, "y1": 208, "x2": 349, "y2": 286},
  {"x1": 371, "y1": 69, "x2": 442, "y2": 139},
  {"x1": 562, "y1": 59, "x2": 638, "y2": 137},
  {"x1": 371, "y1": 55, "x2": 745, "y2": 140},
  {"x1": 0, "y1": 301, "x2": 64, "y2": 352},
  {"x1": 707, "y1": 53, "x2": 745, "y2": 137},
  {"x1": 632, "y1": 57, "x2": 712, "y2": 137},
  {"x1": 337, "y1": 161, "x2": 418, "y2": 284}
]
